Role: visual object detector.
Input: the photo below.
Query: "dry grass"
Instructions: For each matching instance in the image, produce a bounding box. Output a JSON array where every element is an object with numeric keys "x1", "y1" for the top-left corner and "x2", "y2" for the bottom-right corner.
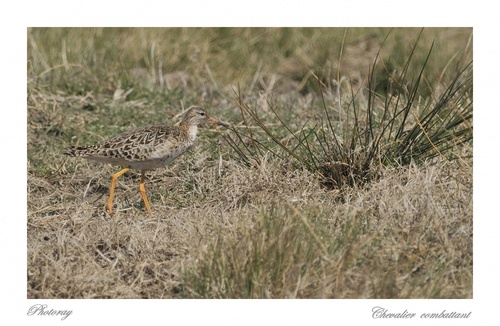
[
  {"x1": 27, "y1": 27, "x2": 472, "y2": 299},
  {"x1": 28, "y1": 150, "x2": 472, "y2": 298}
]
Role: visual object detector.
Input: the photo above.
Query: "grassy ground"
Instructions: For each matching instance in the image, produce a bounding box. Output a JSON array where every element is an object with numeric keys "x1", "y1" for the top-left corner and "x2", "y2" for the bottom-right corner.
[{"x1": 27, "y1": 27, "x2": 472, "y2": 298}]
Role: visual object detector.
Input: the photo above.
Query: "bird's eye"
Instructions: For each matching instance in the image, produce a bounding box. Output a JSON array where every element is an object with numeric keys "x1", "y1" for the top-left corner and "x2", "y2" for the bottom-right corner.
[{"x1": 199, "y1": 111, "x2": 206, "y2": 116}]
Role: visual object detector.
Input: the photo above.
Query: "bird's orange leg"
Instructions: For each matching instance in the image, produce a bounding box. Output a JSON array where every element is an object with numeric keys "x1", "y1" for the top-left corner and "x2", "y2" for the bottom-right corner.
[
  {"x1": 107, "y1": 168, "x2": 130, "y2": 217},
  {"x1": 139, "y1": 171, "x2": 152, "y2": 214}
]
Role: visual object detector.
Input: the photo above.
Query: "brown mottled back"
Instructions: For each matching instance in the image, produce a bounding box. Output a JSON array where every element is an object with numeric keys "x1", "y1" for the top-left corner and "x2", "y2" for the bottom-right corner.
[{"x1": 65, "y1": 106, "x2": 211, "y2": 170}]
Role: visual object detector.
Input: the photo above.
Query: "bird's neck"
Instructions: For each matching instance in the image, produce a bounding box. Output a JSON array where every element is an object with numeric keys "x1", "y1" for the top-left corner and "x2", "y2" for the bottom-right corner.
[{"x1": 181, "y1": 124, "x2": 199, "y2": 141}]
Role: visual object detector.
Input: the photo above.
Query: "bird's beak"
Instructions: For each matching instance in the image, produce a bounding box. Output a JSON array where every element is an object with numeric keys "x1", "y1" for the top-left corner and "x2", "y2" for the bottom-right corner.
[{"x1": 209, "y1": 118, "x2": 229, "y2": 128}]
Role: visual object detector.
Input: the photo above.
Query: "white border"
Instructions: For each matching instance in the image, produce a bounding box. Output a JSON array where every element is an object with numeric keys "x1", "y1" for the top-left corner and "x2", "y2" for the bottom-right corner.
[{"x1": 2, "y1": 1, "x2": 498, "y2": 325}]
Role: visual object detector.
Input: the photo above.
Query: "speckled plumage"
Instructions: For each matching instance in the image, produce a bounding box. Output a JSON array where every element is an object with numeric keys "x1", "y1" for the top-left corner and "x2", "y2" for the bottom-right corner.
[
  {"x1": 66, "y1": 106, "x2": 211, "y2": 168},
  {"x1": 66, "y1": 106, "x2": 222, "y2": 217}
]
